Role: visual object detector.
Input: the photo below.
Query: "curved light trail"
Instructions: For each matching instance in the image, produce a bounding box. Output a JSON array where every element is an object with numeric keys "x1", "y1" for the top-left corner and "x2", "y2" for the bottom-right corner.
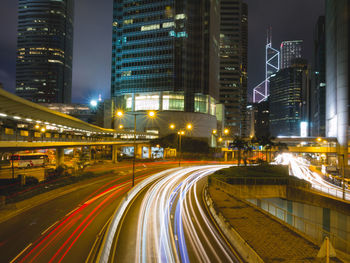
[
  {"x1": 10, "y1": 166, "x2": 168, "y2": 263},
  {"x1": 113, "y1": 165, "x2": 241, "y2": 263},
  {"x1": 276, "y1": 153, "x2": 350, "y2": 200}
]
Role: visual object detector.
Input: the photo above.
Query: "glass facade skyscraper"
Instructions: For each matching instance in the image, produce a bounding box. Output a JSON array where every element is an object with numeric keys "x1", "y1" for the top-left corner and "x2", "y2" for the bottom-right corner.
[
  {"x1": 16, "y1": 0, "x2": 74, "y2": 103},
  {"x1": 219, "y1": 1, "x2": 248, "y2": 136},
  {"x1": 280, "y1": 40, "x2": 303, "y2": 69},
  {"x1": 269, "y1": 59, "x2": 309, "y2": 137},
  {"x1": 111, "y1": 0, "x2": 219, "y2": 115},
  {"x1": 311, "y1": 16, "x2": 326, "y2": 137}
]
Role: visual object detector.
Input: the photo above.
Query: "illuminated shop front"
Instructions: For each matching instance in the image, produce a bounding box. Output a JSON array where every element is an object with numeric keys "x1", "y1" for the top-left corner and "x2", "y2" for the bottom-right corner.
[{"x1": 121, "y1": 92, "x2": 216, "y2": 116}]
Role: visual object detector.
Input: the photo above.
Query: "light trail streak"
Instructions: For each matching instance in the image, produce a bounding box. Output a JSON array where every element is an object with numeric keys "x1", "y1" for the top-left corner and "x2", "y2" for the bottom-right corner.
[
  {"x1": 15, "y1": 179, "x2": 130, "y2": 262},
  {"x1": 276, "y1": 153, "x2": 350, "y2": 200},
  {"x1": 129, "y1": 165, "x2": 239, "y2": 263}
]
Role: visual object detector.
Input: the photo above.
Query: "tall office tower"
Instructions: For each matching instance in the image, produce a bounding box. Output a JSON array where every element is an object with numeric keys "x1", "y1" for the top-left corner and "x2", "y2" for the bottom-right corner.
[
  {"x1": 16, "y1": 0, "x2": 74, "y2": 103},
  {"x1": 111, "y1": 1, "x2": 219, "y2": 113},
  {"x1": 111, "y1": 0, "x2": 220, "y2": 139},
  {"x1": 269, "y1": 59, "x2": 310, "y2": 137},
  {"x1": 311, "y1": 16, "x2": 326, "y2": 137},
  {"x1": 252, "y1": 28, "x2": 279, "y2": 103},
  {"x1": 219, "y1": 1, "x2": 248, "y2": 136},
  {"x1": 280, "y1": 40, "x2": 303, "y2": 69},
  {"x1": 253, "y1": 101, "x2": 270, "y2": 138},
  {"x1": 326, "y1": 0, "x2": 350, "y2": 167}
]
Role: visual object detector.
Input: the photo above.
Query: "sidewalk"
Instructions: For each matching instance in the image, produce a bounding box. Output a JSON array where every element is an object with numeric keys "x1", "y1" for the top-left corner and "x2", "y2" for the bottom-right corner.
[{"x1": 208, "y1": 185, "x2": 343, "y2": 262}]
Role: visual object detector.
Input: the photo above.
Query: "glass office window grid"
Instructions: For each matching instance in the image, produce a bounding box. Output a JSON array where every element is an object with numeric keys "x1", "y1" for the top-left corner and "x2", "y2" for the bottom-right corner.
[
  {"x1": 219, "y1": 0, "x2": 248, "y2": 136},
  {"x1": 16, "y1": 0, "x2": 74, "y2": 103},
  {"x1": 194, "y1": 94, "x2": 209, "y2": 114},
  {"x1": 111, "y1": 0, "x2": 220, "y2": 114},
  {"x1": 163, "y1": 92, "x2": 184, "y2": 111},
  {"x1": 269, "y1": 63, "x2": 307, "y2": 137},
  {"x1": 111, "y1": 0, "x2": 176, "y2": 98},
  {"x1": 280, "y1": 40, "x2": 303, "y2": 69}
]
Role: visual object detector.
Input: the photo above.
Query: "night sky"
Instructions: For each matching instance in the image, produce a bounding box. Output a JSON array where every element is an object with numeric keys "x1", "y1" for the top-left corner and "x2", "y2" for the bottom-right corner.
[{"x1": 0, "y1": 0, "x2": 324, "y2": 103}]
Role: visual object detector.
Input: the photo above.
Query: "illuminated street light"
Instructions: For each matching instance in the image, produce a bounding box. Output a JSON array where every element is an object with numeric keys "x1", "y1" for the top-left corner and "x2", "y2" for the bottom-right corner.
[
  {"x1": 316, "y1": 137, "x2": 322, "y2": 142},
  {"x1": 178, "y1": 130, "x2": 185, "y2": 135},
  {"x1": 40, "y1": 127, "x2": 46, "y2": 133},
  {"x1": 116, "y1": 110, "x2": 124, "y2": 118},
  {"x1": 224, "y1": 128, "x2": 230, "y2": 135},
  {"x1": 90, "y1": 100, "x2": 98, "y2": 107},
  {"x1": 169, "y1": 123, "x2": 175, "y2": 130},
  {"x1": 118, "y1": 124, "x2": 124, "y2": 129},
  {"x1": 116, "y1": 110, "x2": 157, "y2": 187},
  {"x1": 35, "y1": 124, "x2": 40, "y2": 129},
  {"x1": 186, "y1": 123, "x2": 193, "y2": 130},
  {"x1": 212, "y1": 129, "x2": 217, "y2": 134},
  {"x1": 148, "y1": 110, "x2": 156, "y2": 118},
  {"x1": 218, "y1": 137, "x2": 223, "y2": 142}
]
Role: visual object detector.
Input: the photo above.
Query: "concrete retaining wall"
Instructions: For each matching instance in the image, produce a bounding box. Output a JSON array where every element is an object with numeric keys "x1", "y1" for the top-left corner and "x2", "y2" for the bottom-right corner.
[{"x1": 204, "y1": 186, "x2": 264, "y2": 263}]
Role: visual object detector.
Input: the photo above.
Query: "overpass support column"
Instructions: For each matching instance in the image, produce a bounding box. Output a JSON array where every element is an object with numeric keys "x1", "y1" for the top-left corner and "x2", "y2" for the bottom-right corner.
[
  {"x1": 112, "y1": 145, "x2": 119, "y2": 163},
  {"x1": 56, "y1": 148, "x2": 64, "y2": 167},
  {"x1": 224, "y1": 152, "x2": 228, "y2": 162}
]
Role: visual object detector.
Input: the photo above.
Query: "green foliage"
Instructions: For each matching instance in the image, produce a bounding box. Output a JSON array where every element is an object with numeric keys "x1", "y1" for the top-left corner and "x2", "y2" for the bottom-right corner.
[
  {"x1": 213, "y1": 164, "x2": 289, "y2": 179},
  {"x1": 151, "y1": 133, "x2": 209, "y2": 153}
]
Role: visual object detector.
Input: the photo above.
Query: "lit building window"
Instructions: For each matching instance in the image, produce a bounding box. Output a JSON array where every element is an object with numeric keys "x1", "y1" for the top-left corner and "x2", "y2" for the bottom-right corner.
[
  {"x1": 163, "y1": 22, "x2": 174, "y2": 28},
  {"x1": 135, "y1": 94, "x2": 160, "y2": 111},
  {"x1": 163, "y1": 92, "x2": 184, "y2": 111},
  {"x1": 175, "y1": 14, "x2": 186, "y2": 20},
  {"x1": 124, "y1": 19, "x2": 133, "y2": 25},
  {"x1": 141, "y1": 24, "x2": 160, "y2": 31}
]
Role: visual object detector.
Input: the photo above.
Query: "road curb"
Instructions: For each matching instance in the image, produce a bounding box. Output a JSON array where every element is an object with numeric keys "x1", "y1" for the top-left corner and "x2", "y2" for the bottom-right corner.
[{"x1": 204, "y1": 185, "x2": 264, "y2": 263}]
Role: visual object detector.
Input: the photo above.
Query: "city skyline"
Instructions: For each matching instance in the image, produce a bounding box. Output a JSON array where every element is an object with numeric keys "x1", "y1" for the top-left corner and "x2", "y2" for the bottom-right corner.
[{"x1": 0, "y1": 0, "x2": 324, "y2": 103}]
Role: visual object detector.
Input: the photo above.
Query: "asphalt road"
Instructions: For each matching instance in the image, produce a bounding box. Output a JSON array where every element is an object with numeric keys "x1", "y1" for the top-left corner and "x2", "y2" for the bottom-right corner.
[
  {"x1": 0, "y1": 167, "x2": 46, "y2": 181},
  {"x1": 0, "y1": 162, "x2": 173, "y2": 263},
  {"x1": 112, "y1": 165, "x2": 242, "y2": 262}
]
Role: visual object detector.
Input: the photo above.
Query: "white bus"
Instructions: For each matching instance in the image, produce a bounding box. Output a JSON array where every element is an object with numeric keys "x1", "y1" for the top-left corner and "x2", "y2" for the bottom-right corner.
[{"x1": 11, "y1": 153, "x2": 49, "y2": 168}]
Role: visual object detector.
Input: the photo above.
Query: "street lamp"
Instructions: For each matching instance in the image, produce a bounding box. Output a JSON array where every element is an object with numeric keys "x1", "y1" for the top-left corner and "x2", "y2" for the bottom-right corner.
[
  {"x1": 224, "y1": 128, "x2": 230, "y2": 135},
  {"x1": 171, "y1": 123, "x2": 193, "y2": 167},
  {"x1": 118, "y1": 124, "x2": 124, "y2": 129},
  {"x1": 178, "y1": 130, "x2": 185, "y2": 167},
  {"x1": 116, "y1": 110, "x2": 156, "y2": 187}
]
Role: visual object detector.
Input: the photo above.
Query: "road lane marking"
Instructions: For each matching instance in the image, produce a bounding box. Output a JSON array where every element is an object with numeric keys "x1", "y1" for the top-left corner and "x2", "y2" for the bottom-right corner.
[
  {"x1": 65, "y1": 206, "x2": 80, "y2": 217},
  {"x1": 85, "y1": 216, "x2": 112, "y2": 263},
  {"x1": 10, "y1": 243, "x2": 32, "y2": 263},
  {"x1": 41, "y1": 221, "x2": 59, "y2": 235}
]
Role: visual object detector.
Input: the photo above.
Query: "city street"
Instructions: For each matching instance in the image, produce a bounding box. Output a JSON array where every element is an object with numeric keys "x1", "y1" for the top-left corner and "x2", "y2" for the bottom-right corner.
[
  {"x1": 0, "y1": 162, "x2": 173, "y2": 263},
  {"x1": 109, "y1": 165, "x2": 242, "y2": 262}
]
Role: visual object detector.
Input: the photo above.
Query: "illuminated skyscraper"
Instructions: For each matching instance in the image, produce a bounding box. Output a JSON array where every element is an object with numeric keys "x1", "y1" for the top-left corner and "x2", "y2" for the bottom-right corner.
[
  {"x1": 111, "y1": 0, "x2": 219, "y2": 115},
  {"x1": 280, "y1": 40, "x2": 303, "y2": 69},
  {"x1": 326, "y1": 0, "x2": 350, "y2": 166},
  {"x1": 311, "y1": 16, "x2": 326, "y2": 137},
  {"x1": 253, "y1": 28, "x2": 279, "y2": 103},
  {"x1": 269, "y1": 59, "x2": 309, "y2": 137},
  {"x1": 219, "y1": 0, "x2": 248, "y2": 136},
  {"x1": 16, "y1": 0, "x2": 74, "y2": 103}
]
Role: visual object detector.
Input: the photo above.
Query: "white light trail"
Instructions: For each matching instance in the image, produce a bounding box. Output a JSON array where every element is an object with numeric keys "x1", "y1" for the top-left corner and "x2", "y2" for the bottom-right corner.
[{"x1": 133, "y1": 165, "x2": 236, "y2": 262}]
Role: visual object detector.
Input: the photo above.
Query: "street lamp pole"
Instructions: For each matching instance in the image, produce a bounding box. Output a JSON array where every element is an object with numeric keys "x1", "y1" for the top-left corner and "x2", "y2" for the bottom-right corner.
[
  {"x1": 178, "y1": 132, "x2": 182, "y2": 167},
  {"x1": 116, "y1": 110, "x2": 156, "y2": 188},
  {"x1": 341, "y1": 153, "x2": 345, "y2": 200},
  {"x1": 132, "y1": 114, "x2": 136, "y2": 187}
]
